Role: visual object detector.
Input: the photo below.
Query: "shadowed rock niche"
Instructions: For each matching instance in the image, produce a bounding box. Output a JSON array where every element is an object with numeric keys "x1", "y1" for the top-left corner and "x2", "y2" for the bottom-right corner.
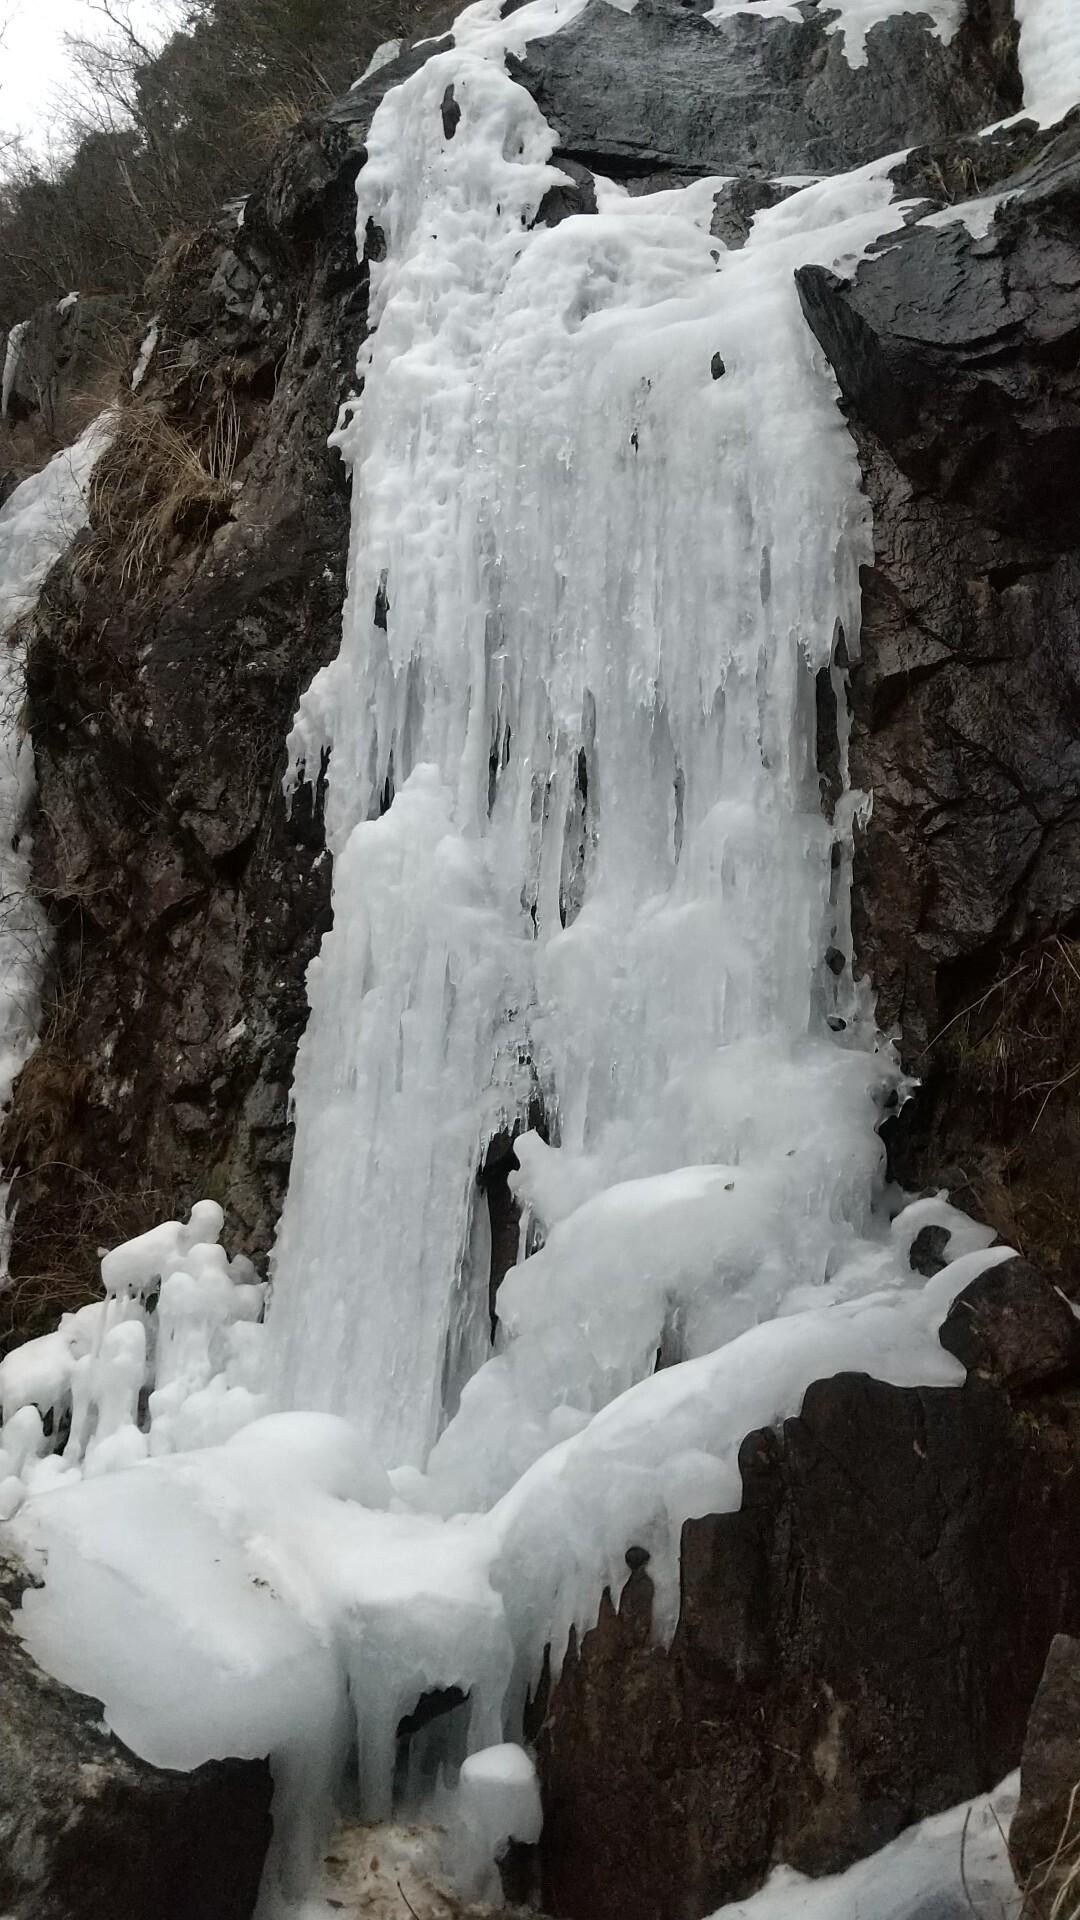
[{"x1": 441, "y1": 1098, "x2": 552, "y2": 1428}]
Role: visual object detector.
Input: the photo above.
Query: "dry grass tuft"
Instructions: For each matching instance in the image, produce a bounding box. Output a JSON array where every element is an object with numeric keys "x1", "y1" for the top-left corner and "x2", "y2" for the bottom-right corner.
[
  {"x1": 927, "y1": 937, "x2": 1080, "y2": 1128},
  {"x1": 0, "y1": 1169, "x2": 170, "y2": 1355},
  {"x1": 81, "y1": 391, "x2": 240, "y2": 593},
  {"x1": 918, "y1": 936, "x2": 1080, "y2": 1272},
  {"x1": 245, "y1": 89, "x2": 310, "y2": 157}
]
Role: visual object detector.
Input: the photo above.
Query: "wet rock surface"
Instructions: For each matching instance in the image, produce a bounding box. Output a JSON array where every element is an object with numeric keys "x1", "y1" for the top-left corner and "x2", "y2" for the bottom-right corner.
[
  {"x1": 0, "y1": 1553, "x2": 271, "y2": 1920},
  {"x1": 798, "y1": 115, "x2": 1080, "y2": 1281},
  {"x1": 1011, "y1": 1634, "x2": 1080, "y2": 1917},
  {"x1": 533, "y1": 1296, "x2": 1080, "y2": 1920}
]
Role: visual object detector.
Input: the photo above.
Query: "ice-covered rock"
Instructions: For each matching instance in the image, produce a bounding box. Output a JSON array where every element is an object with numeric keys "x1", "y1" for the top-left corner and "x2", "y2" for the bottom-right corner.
[{"x1": 0, "y1": 1550, "x2": 272, "y2": 1920}]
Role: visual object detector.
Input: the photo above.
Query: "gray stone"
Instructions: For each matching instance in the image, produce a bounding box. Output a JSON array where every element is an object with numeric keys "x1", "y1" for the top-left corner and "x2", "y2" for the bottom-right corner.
[{"x1": 509, "y1": 0, "x2": 1019, "y2": 182}]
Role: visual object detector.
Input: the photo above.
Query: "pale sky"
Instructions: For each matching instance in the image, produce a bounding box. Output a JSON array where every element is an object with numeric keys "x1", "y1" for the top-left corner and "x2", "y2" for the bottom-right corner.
[{"x1": 0, "y1": 0, "x2": 180, "y2": 150}]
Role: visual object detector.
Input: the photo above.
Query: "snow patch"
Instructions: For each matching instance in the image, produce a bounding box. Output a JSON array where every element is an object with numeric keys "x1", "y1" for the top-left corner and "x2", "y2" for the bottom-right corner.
[
  {"x1": 130, "y1": 318, "x2": 159, "y2": 391},
  {"x1": 355, "y1": 38, "x2": 403, "y2": 84},
  {"x1": 708, "y1": 1773, "x2": 1020, "y2": 1917}
]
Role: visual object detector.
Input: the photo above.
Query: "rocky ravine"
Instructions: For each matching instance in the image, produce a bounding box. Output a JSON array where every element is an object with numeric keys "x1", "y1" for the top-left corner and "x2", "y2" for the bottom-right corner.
[{"x1": 1, "y1": 1, "x2": 1079, "y2": 1918}]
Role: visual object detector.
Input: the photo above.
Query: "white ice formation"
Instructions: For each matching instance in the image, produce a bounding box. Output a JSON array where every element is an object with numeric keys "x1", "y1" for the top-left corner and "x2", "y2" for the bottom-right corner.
[
  {"x1": 1014, "y1": 0, "x2": 1080, "y2": 124},
  {"x1": 1, "y1": 320, "x2": 28, "y2": 425},
  {"x1": 0, "y1": 0, "x2": 1076, "y2": 1916}
]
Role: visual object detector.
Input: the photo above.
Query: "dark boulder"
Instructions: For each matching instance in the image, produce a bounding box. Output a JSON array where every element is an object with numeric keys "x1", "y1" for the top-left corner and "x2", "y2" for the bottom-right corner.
[
  {"x1": 940, "y1": 1256, "x2": 1080, "y2": 1387},
  {"x1": 532, "y1": 1284, "x2": 1080, "y2": 1920},
  {"x1": 0, "y1": 1554, "x2": 271, "y2": 1920}
]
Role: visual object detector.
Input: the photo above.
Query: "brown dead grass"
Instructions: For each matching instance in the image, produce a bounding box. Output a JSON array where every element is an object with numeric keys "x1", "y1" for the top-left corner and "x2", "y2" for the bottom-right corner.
[
  {"x1": 930, "y1": 937, "x2": 1080, "y2": 1119},
  {"x1": 921, "y1": 936, "x2": 1080, "y2": 1273},
  {"x1": 80, "y1": 390, "x2": 240, "y2": 593}
]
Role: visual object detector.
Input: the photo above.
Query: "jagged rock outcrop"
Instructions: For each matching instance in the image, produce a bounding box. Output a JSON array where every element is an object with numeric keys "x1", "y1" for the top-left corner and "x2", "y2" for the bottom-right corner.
[
  {"x1": 0, "y1": 1553, "x2": 271, "y2": 1920},
  {"x1": 798, "y1": 114, "x2": 1080, "y2": 1284},
  {"x1": 532, "y1": 1261, "x2": 1080, "y2": 1919}
]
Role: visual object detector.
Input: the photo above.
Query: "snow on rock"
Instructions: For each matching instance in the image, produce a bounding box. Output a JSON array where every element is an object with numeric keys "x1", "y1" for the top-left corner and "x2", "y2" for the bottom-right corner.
[
  {"x1": 708, "y1": 1773, "x2": 1020, "y2": 1918},
  {"x1": 355, "y1": 38, "x2": 404, "y2": 84},
  {"x1": 0, "y1": 1199, "x2": 267, "y2": 1489},
  {"x1": 130, "y1": 317, "x2": 159, "y2": 391},
  {"x1": 1014, "y1": 0, "x2": 1080, "y2": 126},
  {"x1": 0, "y1": 416, "x2": 106, "y2": 632},
  {"x1": 458, "y1": 1742, "x2": 542, "y2": 1851},
  {"x1": 705, "y1": 0, "x2": 963, "y2": 66}
]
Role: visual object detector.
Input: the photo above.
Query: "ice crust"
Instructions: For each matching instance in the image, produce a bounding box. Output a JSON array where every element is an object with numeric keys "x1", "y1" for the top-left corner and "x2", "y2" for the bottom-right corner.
[
  {"x1": 709, "y1": 1774, "x2": 1020, "y2": 1917},
  {"x1": 0, "y1": 1, "x2": 1066, "y2": 1915}
]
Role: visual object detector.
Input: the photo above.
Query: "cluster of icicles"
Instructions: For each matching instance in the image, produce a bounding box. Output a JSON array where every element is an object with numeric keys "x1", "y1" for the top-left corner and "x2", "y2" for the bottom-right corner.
[{"x1": 0, "y1": 0, "x2": 1076, "y2": 1912}]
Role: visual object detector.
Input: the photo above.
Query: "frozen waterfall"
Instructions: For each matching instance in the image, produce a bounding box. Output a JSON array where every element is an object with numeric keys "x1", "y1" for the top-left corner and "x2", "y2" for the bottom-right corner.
[
  {"x1": 0, "y1": 0, "x2": 1061, "y2": 1914},
  {"x1": 267, "y1": 22, "x2": 915, "y2": 1485}
]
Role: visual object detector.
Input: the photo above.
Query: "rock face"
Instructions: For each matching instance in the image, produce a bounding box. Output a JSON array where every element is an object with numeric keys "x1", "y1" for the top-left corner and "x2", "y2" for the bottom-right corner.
[
  {"x1": 0, "y1": 69, "x2": 419, "y2": 1349},
  {"x1": 1010, "y1": 1634, "x2": 1080, "y2": 1917},
  {"x1": 1, "y1": 294, "x2": 126, "y2": 434},
  {"x1": 510, "y1": 0, "x2": 1019, "y2": 181},
  {"x1": 798, "y1": 115, "x2": 1080, "y2": 1283},
  {"x1": 0, "y1": 1554, "x2": 272, "y2": 1920},
  {"x1": 532, "y1": 1264, "x2": 1080, "y2": 1920}
]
